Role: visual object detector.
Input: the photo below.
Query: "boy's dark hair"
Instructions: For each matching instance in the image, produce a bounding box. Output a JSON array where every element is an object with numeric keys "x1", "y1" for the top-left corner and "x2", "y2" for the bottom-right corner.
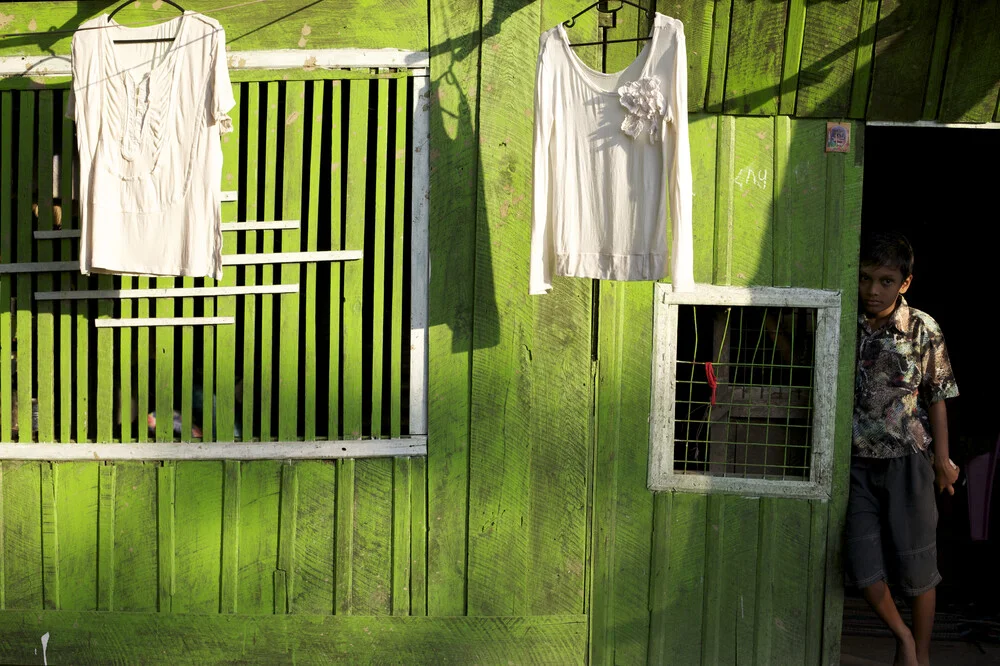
[{"x1": 860, "y1": 231, "x2": 914, "y2": 279}]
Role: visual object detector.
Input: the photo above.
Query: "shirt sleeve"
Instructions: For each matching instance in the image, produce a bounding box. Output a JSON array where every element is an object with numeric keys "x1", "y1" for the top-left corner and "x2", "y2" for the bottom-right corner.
[
  {"x1": 212, "y1": 27, "x2": 236, "y2": 133},
  {"x1": 530, "y1": 33, "x2": 556, "y2": 296},
  {"x1": 919, "y1": 321, "x2": 959, "y2": 404},
  {"x1": 663, "y1": 24, "x2": 694, "y2": 292}
]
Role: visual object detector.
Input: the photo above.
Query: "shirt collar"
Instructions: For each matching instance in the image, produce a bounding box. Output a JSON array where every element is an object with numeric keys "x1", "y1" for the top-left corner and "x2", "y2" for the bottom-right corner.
[{"x1": 859, "y1": 296, "x2": 910, "y2": 335}]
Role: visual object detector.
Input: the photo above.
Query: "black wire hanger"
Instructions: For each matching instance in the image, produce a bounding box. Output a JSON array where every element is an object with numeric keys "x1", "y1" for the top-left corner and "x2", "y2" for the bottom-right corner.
[
  {"x1": 564, "y1": 1, "x2": 656, "y2": 48},
  {"x1": 109, "y1": 0, "x2": 186, "y2": 44}
]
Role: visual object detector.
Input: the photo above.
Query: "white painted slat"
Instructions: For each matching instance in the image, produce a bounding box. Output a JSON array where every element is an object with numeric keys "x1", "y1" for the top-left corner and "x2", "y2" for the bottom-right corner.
[
  {"x1": 34, "y1": 229, "x2": 80, "y2": 240},
  {"x1": 0, "y1": 261, "x2": 79, "y2": 274},
  {"x1": 221, "y1": 190, "x2": 238, "y2": 202},
  {"x1": 223, "y1": 220, "x2": 300, "y2": 231},
  {"x1": 35, "y1": 284, "x2": 299, "y2": 301},
  {"x1": 94, "y1": 317, "x2": 236, "y2": 329},
  {"x1": 0, "y1": 437, "x2": 427, "y2": 461},
  {"x1": 222, "y1": 250, "x2": 362, "y2": 265},
  {"x1": 408, "y1": 74, "x2": 431, "y2": 436}
]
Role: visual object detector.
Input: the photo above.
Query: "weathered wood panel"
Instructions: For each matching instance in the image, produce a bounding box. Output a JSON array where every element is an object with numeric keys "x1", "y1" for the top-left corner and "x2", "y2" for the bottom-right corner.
[
  {"x1": 795, "y1": 0, "x2": 863, "y2": 118},
  {"x1": 937, "y1": 0, "x2": 1000, "y2": 122},
  {"x1": 867, "y1": 0, "x2": 943, "y2": 121}
]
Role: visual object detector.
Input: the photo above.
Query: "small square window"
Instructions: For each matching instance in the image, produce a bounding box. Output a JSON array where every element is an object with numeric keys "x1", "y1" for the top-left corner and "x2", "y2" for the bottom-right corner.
[{"x1": 649, "y1": 285, "x2": 842, "y2": 499}]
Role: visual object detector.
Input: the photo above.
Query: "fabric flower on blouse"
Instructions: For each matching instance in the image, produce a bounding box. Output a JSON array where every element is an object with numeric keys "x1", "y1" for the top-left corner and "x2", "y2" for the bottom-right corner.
[{"x1": 617, "y1": 77, "x2": 666, "y2": 142}]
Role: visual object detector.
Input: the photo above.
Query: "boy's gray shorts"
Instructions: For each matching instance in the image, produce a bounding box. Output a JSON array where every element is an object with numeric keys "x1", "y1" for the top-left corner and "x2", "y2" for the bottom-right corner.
[{"x1": 844, "y1": 451, "x2": 941, "y2": 596}]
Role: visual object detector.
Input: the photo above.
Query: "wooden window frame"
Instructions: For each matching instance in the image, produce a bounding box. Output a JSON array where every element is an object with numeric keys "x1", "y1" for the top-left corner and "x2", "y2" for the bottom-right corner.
[{"x1": 648, "y1": 284, "x2": 841, "y2": 500}]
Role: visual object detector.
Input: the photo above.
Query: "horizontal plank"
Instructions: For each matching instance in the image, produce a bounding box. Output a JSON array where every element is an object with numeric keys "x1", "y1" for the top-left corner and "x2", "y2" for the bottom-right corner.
[
  {"x1": 648, "y1": 474, "x2": 830, "y2": 500},
  {"x1": 866, "y1": 120, "x2": 1000, "y2": 129},
  {"x1": 0, "y1": 49, "x2": 430, "y2": 77},
  {"x1": 222, "y1": 251, "x2": 363, "y2": 265},
  {"x1": 0, "y1": 261, "x2": 78, "y2": 274},
  {"x1": 657, "y1": 283, "x2": 842, "y2": 308},
  {"x1": 34, "y1": 222, "x2": 304, "y2": 239},
  {"x1": 35, "y1": 284, "x2": 299, "y2": 301},
  {"x1": 33, "y1": 229, "x2": 80, "y2": 239},
  {"x1": 93, "y1": 317, "x2": 236, "y2": 328},
  {"x1": 0, "y1": 611, "x2": 584, "y2": 664},
  {"x1": 0, "y1": 438, "x2": 428, "y2": 461}
]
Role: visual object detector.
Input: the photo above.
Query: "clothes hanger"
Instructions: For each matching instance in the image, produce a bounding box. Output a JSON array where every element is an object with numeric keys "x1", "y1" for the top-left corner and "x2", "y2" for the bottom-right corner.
[
  {"x1": 108, "y1": 0, "x2": 186, "y2": 44},
  {"x1": 564, "y1": 1, "x2": 656, "y2": 48}
]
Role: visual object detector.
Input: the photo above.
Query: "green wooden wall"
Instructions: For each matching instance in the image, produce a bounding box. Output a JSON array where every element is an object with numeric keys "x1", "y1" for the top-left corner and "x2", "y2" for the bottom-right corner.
[{"x1": 0, "y1": 1, "x2": 995, "y2": 664}]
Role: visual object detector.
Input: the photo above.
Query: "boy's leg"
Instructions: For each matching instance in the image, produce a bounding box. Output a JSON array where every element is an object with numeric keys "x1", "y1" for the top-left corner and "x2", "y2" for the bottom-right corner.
[
  {"x1": 910, "y1": 587, "x2": 935, "y2": 665},
  {"x1": 862, "y1": 580, "x2": 917, "y2": 664}
]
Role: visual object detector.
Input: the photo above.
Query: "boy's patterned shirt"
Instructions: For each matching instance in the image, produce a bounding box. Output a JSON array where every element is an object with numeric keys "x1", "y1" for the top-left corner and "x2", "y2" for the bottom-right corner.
[{"x1": 853, "y1": 297, "x2": 959, "y2": 459}]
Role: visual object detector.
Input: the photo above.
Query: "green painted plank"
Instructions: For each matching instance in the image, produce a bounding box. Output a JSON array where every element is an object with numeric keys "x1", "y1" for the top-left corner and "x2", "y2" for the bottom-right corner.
[
  {"x1": 426, "y1": 0, "x2": 478, "y2": 616},
  {"x1": 220, "y1": 461, "x2": 240, "y2": 614},
  {"x1": 36, "y1": 90, "x2": 55, "y2": 443},
  {"x1": 327, "y1": 80, "x2": 343, "y2": 440},
  {"x1": 0, "y1": 92, "x2": 12, "y2": 443},
  {"x1": 155, "y1": 281, "x2": 175, "y2": 443},
  {"x1": 119, "y1": 281, "x2": 132, "y2": 444},
  {"x1": 136, "y1": 285, "x2": 150, "y2": 443},
  {"x1": 730, "y1": 116, "x2": 774, "y2": 286},
  {"x1": 291, "y1": 461, "x2": 335, "y2": 615},
  {"x1": 156, "y1": 463, "x2": 174, "y2": 612},
  {"x1": 690, "y1": 114, "x2": 718, "y2": 285},
  {"x1": 113, "y1": 463, "x2": 158, "y2": 612},
  {"x1": 335, "y1": 459, "x2": 355, "y2": 615},
  {"x1": 923, "y1": 0, "x2": 957, "y2": 119},
  {"x1": 0, "y1": 465, "x2": 4, "y2": 608},
  {"x1": 778, "y1": 0, "x2": 806, "y2": 115},
  {"x1": 752, "y1": 498, "x2": 777, "y2": 665},
  {"x1": 0, "y1": 612, "x2": 588, "y2": 665},
  {"x1": 674, "y1": 0, "x2": 716, "y2": 111},
  {"x1": 773, "y1": 116, "x2": 792, "y2": 287},
  {"x1": 76, "y1": 276, "x2": 91, "y2": 444},
  {"x1": 938, "y1": 0, "x2": 1000, "y2": 122},
  {"x1": 647, "y1": 493, "x2": 707, "y2": 665},
  {"x1": 180, "y1": 281, "x2": 194, "y2": 442},
  {"x1": 343, "y1": 77, "x2": 368, "y2": 439},
  {"x1": 242, "y1": 84, "x2": 260, "y2": 443},
  {"x1": 259, "y1": 82, "x2": 280, "y2": 443},
  {"x1": 95, "y1": 274, "x2": 114, "y2": 443},
  {"x1": 867, "y1": 0, "x2": 942, "y2": 121},
  {"x1": 172, "y1": 462, "x2": 222, "y2": 614},
  {"x1": 795, "y1": 0, "x2": 863, "y2": 117},
  {"x1": 97, "y1": 464, "x2": 115, "y2": 612},
  {"x1": 276, "y1": 464, "x2": 297, "y2": 614},
  {"x1": 15, "y1": 92, "x2": 33, "y2": 444},
  {"x1": 0, "y1": 1, "x2": 429, "y2": 57},
  {"x1": 279, "y1": 81, "x2": 305, "y2": 442},
  {"x1": 804, "y1": 500, "x2": 830, "y2": 664},
  {"x1": 849, "y1": 0, "x2": 881, "y2": 118},
  {"x1": 603, "y1": 2, "x2": 642, "y2": 74},
  {"x1": 466, "y1": 0, "x2": 540, "y2": 618},
  {"x1": 40, "y1": 463, "x2": 59, "y2": 610},
  {"x1": 303, "y1": 81, "x2": 324, "y2": 441},
  {"x1": 2, "y1": 462, "x2": 42, "y2": 609},
  {"x1": 700, "y1": 495, "x2": 725, "y2": 666},
  {"x1": 237, "y1": 461, "x2": 281, "y2": 615},
  {"x1": 389, "y1": 78, "x2": 407, "y2": 437},
  {"x1": 724, "y1": 0, "x2": 788, "y2": 115},
  {"x1": 351, "y1": 459, "x2": 394, "y2": 615},
  {"x1": 782, "y1": 119, "x2": 827, "y2": 289},
  {"x1": 58, "y1": 90, "x2": 73, "y2": 443},
  {"x1": 53, "y1": 462, "x2": 99, "y2": 611},
  {"x1": 760, "y1": 499, "x2": 812, "y2": 665},
  {"x1": 392, "y1": 458, "x2": 411, "y2": 616},
  {"x1": 370, "y1": 77, "x2": 390, "y2": 437},
  {"x1": 823, "y1": 150, "x2": 846, "y2": 289},
  {"x1": 409, "y1": 456, "x2": 427, "y2": 616},
  {"x1": 216, "y1": 84, "x2": 241, "y2": 444},
  {"x1": 714, "y1": 116, "x2": 736, "y2": 285},
  {"x1": 706, "y1": 0, "x2": 734, "y2": 112}
]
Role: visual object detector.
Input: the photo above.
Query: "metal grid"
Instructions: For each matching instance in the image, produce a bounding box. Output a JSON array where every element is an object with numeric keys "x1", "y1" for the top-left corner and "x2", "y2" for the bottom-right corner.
[{"x1": 672, "y1": 304, "x2": 817, "y2": 480}]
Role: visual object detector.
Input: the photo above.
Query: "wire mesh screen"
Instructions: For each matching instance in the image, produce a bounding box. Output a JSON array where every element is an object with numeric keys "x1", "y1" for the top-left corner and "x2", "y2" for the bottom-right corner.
[{"x1": 673, "y1": 304, "x2": 817, "y2": 480}]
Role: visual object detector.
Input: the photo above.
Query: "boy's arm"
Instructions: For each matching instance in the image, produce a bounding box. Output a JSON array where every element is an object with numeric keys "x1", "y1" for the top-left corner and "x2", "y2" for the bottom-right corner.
[{"x1": 928, "y1": 400, "x2": 959, "y2": 495}]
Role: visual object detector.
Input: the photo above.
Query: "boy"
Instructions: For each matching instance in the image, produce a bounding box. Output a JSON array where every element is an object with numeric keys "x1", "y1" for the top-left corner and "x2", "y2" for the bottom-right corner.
[{"x1": 847, "y1": 232, "x2": 960, "y2": 666}]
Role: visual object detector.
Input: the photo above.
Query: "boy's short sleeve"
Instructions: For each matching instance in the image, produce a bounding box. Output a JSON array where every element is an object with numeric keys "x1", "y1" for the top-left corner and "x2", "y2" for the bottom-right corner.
[{"x1": 919, "y1": 321, "x2": 959, "y2": 404}]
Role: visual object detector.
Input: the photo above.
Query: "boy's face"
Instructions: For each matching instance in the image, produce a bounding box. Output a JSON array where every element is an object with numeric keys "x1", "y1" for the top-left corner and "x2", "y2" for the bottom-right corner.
[{"x1": 858, "y1": 263, "x2": 912, "y2": 320}]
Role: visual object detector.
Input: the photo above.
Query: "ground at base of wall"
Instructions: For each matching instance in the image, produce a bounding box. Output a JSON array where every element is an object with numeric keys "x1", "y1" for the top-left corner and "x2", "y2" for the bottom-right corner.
[{"x1": 840, "y1": 635, "x2": 1000, "y2": 665}]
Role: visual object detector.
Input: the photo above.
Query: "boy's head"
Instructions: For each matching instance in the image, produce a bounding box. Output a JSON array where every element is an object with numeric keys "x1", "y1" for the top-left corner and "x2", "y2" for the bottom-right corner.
[{"x1": 858, "y1": 231, "x2": 914, "y2": 320}]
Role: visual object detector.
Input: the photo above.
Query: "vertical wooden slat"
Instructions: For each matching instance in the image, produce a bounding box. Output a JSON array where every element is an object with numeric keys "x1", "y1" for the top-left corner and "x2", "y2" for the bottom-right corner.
[
  {"x1": 794, "y1": 0, "x2": 863, "y2": 117},
  {"x1": 113, "y1": 463, "x2": 158, "y2": 611},
  {"x1": 16, "y1": 92, "x2": 34, "y2": 444},
  {"x1": 276, "y1": 463, "x2": 297, "y2": 613},
  {"x1": 772, "y1": 116, "x2": 792, "y2": 287},
  {"x1": 279, "y1": 80, "x2": 305, "y2": 442},
  {"x1": 327, "y1": 80, "x2": 343, "y2": 440},
  {"x1": 157, "y1": 463, "x2": 175, "y2": 612},
  {"x1": 58, "y1": 91, "x2": 74, "y2": 443},
  {"x1": 714, "y1": 116, "x2": 736, "y2": 285},
  {"x1": 724, "y1": 0, "x2": 788, "y2": 115},
  {"x1": 866, "y1": 0, "x2": 942, "y2": 121},
  {"x1": 96, "y1": 273, "x2": 114, "y2": 442},
  {"x1": 922, "y1": 0, "x2": 957, "y2": 120},
  {"x1": 733, "y1": 117, "x2": 774, "y2": 286},
  {"x1": 389, "y1": 78, "x2": 408, "y2": 437},
  {"x1": 40, "y1": 463, "x2": 59, "y2": 610},
  {"x1": 370, "y1": 77, "x2": 390, "y2": 436},
  {"x1": 700, "y1": 495, "x2": 725, "y2": 665},
  {"x1": 259, "y1": 81, "x2": 279, "y2": 443},
  {"x1": 409, "y1": 455, "x2": 427, "y2": 616},
  {"x1": 783, "y1": 119, "x2": 828, "y2": 290},
  {"x1": 778, "y1": 0, "x2": 806, "y2": 115},
  {"x1": 155, "y1": 283, "x2": 175, "y2": 443},
  {"x1": 938, "y1": 0, "x2": 1000, "y2": 122},
  {"x1": 706, "y1": 0, "x2": 734, "y2": 112},
  {"x1": 408, "y1": 74, "x2": 429, "y2": 437},
  {"x1": 171, "y1": 462, "x2": 222, "y2": 614},
  {"x1": 237, "y1": 461, "x2": 281, "y2": 614},
  {"x1": 97, "y1": 464, "x2": 115, "y2": 611},
  {"x1": 752, "y1": 498, "x2": 777, "y2": 665},
  {"x1": 0, "y1": 92, "x2": 12, "y2": 443},
  {"x1": 220, "y1": 460, "x2": 240, "y2": 613},
  {"x1": 849, "y1": 0, "x2": 882, "y2": 118},
  {"x1": 343, "y1": 77, "x2": 369, "y2": 438},
  {"x1": 55, "y1": 462, "x2": 99, "y2": 612},
  {"x1": 351, "y1": 458, "x2": 393, "y2": 615},
  {"x1": 216, "y1": 84, "x2": 241, "y2": 443},
  {"x1": 674, "y1": 1, "x2": 716, "y2": 111},
  {"x1": 0, "y1": 465, "x2": 4, "y2": 608},
  {"x1": 391, "y1": 458, "x2": 411, "y2": 616},
  {"x1": 36, "y1": 91, "x2": 55, "y2": 443},
  {"x1": 180, "y1": 282, "x2": 194, "y2": 441},
  {"x1": 1, "y1": 462, "x2": 42, "y2": 608},
  {"x1": 763, "y1": 499, "x2": 813, "y2": 665},
  {"x1": 334, "y1": 459, "x2": 354, "y2": 614},
  {"x1": 303, "y1": 81, "x2": 324, "y2": 441},
  {"x1": 291, "y1": 461, "x2": 335, "y2": 614},
  {"x1": 242, "y1": 84, "x2": 260, "y2": 443},
  {"x1": 137, "y1": 286, "x2": 151, "y2": 443},
  {"x1": 805, "y1": 500, "x2": 831, "y2": 664}
]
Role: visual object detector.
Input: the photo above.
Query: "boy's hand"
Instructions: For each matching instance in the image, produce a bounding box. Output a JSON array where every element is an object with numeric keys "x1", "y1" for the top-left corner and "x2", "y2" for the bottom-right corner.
[{"x1": 934, "y1": 458, "x2": 960, "y2": 495}]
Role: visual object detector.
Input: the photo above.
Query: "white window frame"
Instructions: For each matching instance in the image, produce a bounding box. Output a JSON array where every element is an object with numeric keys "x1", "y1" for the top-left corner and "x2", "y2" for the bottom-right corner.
[{"x1": 649, "y1": 284, "x2": 842, "y2": 500}]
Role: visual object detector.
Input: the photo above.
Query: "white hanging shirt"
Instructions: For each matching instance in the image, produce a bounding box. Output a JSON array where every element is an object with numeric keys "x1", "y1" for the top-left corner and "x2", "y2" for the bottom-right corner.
[
  {"x1": 71, "y1": 12, "x2": 235, "y2": 279},
  {"x1": 531, "y1": 13, "x2": 694, "y2": 295}
]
